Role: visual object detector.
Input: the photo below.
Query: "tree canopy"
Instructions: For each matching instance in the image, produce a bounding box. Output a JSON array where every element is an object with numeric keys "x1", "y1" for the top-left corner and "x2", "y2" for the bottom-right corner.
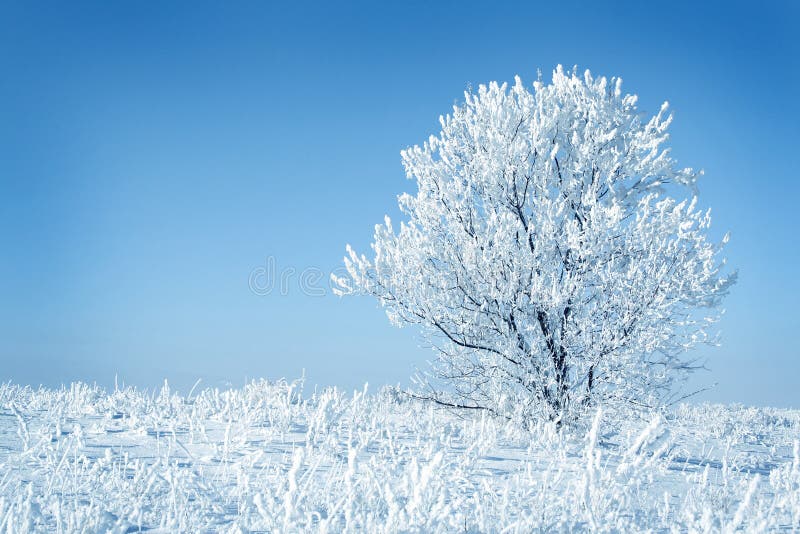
[{"x1": 335, "y1": 66, "x2": 735, "y2": 423}]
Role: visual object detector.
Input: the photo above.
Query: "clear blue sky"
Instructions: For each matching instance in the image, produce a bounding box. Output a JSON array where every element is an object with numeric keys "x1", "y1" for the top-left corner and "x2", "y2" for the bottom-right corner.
[{"x1": 1, "y1": 1, "x2": 797, "y2": 407}]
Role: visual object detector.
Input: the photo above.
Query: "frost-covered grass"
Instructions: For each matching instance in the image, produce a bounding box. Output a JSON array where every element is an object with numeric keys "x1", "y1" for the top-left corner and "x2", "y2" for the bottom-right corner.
[{"x1": 0, "y1": 379, "x2": 798, "y2": 532}]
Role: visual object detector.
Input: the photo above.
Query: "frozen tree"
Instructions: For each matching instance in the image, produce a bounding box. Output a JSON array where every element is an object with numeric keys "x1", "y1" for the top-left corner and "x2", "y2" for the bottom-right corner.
[{"x1": 334, "y1": 66, "x2": 735, "y2": 423}]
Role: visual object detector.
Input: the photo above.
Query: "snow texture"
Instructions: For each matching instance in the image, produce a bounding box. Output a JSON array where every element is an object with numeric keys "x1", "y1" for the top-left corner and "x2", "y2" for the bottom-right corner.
[{"x1": 1, "y1": 379, "x2": 798, "y2": 532}]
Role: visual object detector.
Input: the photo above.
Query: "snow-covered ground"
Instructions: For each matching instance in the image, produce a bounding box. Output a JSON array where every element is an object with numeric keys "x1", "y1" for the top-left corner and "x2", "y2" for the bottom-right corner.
[{"x1": 0, "y1": 379, "x2": 798, "y2": 532}]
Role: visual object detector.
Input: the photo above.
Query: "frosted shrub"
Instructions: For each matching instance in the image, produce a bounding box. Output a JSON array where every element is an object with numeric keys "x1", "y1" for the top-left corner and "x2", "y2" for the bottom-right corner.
[{"x1": 335, "y1": 66, "x2": 734, "y2": 423}]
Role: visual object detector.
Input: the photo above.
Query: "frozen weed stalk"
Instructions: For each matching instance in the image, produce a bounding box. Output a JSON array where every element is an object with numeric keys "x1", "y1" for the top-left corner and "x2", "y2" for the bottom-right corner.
[{"x1": 0, "y1": 381, "x2": 798, "y2": 531}]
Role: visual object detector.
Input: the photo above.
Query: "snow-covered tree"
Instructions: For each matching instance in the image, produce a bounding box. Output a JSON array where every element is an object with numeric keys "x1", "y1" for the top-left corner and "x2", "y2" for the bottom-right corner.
[{"x1": 334, "y1": 66, "x2": 735, "y2": 423}]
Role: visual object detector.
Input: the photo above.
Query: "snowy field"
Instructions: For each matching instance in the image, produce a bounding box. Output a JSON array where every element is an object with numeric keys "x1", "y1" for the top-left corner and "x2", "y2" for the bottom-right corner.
[{"x1": 0, "y1": 379, "x2": 798, "y2": 533}]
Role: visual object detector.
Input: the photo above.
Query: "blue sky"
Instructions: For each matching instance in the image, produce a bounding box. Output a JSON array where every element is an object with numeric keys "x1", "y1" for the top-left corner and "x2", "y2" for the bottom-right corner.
[{"x1": 1, "y1": 1, "x2": 797, "y2": 407}]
